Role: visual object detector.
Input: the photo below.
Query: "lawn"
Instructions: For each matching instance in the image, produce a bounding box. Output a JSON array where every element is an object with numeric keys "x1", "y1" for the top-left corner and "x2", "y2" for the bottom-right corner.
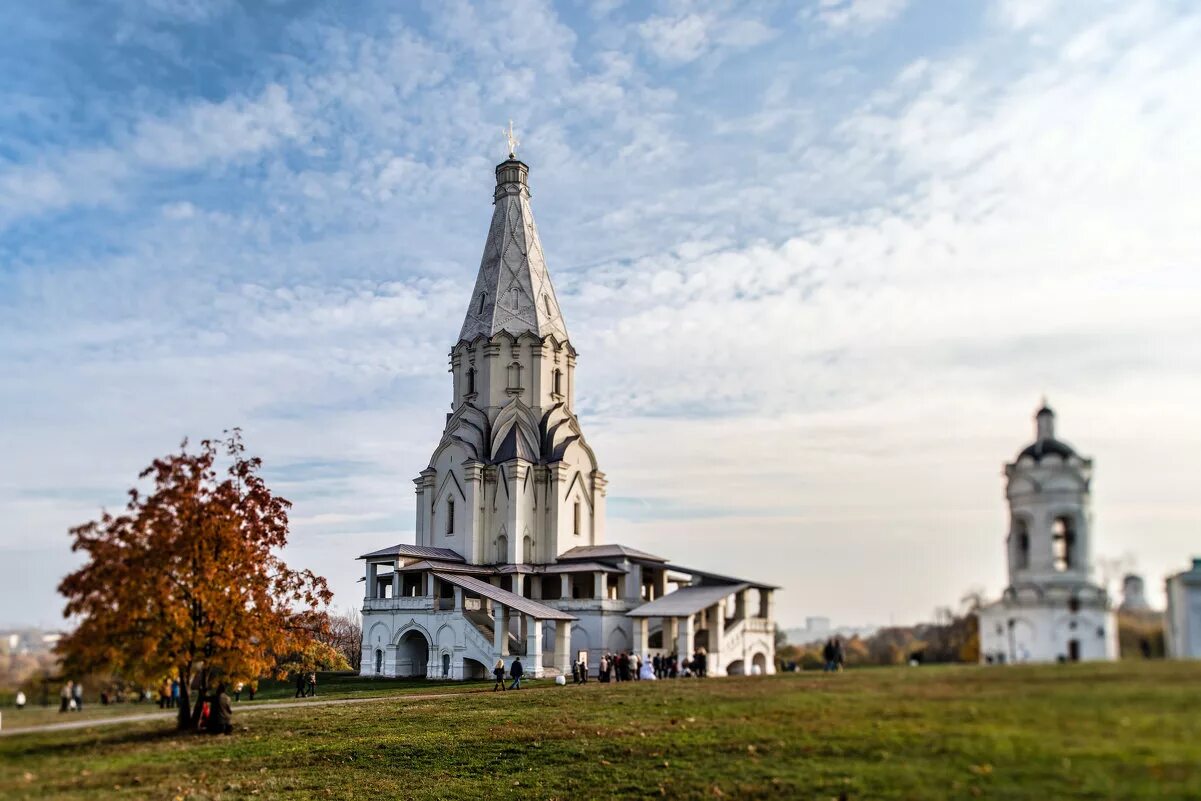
[
  {"x1": 2, "y1": 662, "x2": 1200, "y2": 800},
  {"x1": 0, "y1": 674, "x2": 487, "y2": 730}
]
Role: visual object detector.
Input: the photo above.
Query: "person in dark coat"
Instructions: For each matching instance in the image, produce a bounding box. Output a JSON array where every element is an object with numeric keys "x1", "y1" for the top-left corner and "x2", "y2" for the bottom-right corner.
[
  {"x1": 493, "y1": 659, "x2": 507, "y2": 691},
  {"x1": 295, "y1": 673, "x2": 306, "y2": 698},
  {"x1": 508, "y1": 658, "x2": 524, "y2": 690},
  {"x1": 571, "y1": 661, "x2": 581, "y2": 684},
  {"x1": 210, "y1": 683, "x2": 233, "y2": 735}
]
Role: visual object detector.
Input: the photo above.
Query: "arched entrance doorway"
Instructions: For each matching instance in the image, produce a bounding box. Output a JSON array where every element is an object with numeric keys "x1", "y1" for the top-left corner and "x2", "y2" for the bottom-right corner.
[
  {"x1": 462, "y1": 657, "x2": 488, "y2": 680},
  {"x1": 374, "y1": 649, "x2": 383, "y2": 675},
  {"x1": 726, "y1": 659, "x2": 745, "y2": 676},
  {"x1": 396, "y1": 630, "x2": 430, "y2": 678},
  {"x1": 751, "y1": 652, "x2": 767, "y2": 675}
]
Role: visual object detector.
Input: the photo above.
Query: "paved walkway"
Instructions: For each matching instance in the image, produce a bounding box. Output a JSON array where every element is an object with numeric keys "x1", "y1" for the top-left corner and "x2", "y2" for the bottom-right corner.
[{"x1": 0, "y1": 690, "x2": 491, "y2": 738}]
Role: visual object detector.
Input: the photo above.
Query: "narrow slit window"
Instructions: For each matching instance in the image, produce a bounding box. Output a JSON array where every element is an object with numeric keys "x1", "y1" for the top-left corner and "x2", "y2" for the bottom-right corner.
[
  {"x1": 553, "y1": 368, "x2": 562, "y2": 396},
  {"x1": 573, "y1": 500, "x2": 581, "y2": 536},
  {"x1": 467, "y1": 367, "x2": 476, "y2": 395},
  {"x1": 446, "y1": 499, "x2": 454, "y2": 535},
  {"x1": 544, "y1": 294, "x2": 552, "y2": 316},
  {"x1": 478, "y1": 293, "x2": 486, "y2": 315},
  {"x1": 511, "y1": 287, "x2": 520, "y2": 308}
]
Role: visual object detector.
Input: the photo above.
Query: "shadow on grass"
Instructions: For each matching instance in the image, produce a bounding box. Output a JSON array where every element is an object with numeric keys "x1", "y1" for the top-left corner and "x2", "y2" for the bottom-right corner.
[{"x1": 7, "y1": 725, "x2": 199, "y2": 759}]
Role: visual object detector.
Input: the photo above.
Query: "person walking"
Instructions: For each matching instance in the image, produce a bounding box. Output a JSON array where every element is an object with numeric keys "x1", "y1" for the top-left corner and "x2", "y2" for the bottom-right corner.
[
  {"x1": 492, "y1": 659, "x2": 507, "y2": 691},
  {"x1": 170, "y1": 679, "x2": 180, "y2": 709},
  {"x1": 210, "y1": 683, "x2": 233, "y2": 735},
  {"x1": 508, "y1": 657, "x2": 524, "y2": 690},
  {"x1": 15, "y1": 690, "x2": 26, "y2": 710},
  {"x1": 598, "y1": 654, "x2": 609, "y2": 683},
  {"x1": 822, "y1": 639, "x2": 835, "y2": 672},
  {"x1": 833, "y1": 637, "x2": 845, "y2": 672},
  {"x1": 159, "y1": 679, "x2": 170, "y2": 709},
  {"x1": 294, "y1": 673, "x2": 306, "y2": 699},
  {"x1": 72, "y1": 680, "x2": 83, "y2": 712},
  {"x1": 234, "y1": 682, "x2": 243, "y2": 702},
  {"x1": 579, "y1": 657, "x2": 588, "y2": 683},
  {"x1": 571, "y1": 661, "x2": 581, "y2": 684},
  {"x1": 306, "y1": 672, "x2": 317, "y2": 697}
]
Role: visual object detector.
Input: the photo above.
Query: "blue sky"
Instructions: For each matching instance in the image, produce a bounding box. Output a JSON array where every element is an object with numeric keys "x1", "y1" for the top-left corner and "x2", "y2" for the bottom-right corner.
[{"x1": 2, "y1": 0, "x2": 1200, "y2": 629}]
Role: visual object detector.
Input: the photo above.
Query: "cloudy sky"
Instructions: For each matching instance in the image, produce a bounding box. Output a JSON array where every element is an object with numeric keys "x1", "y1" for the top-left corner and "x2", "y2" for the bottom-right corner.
[{"x1": 2, "y1": 0, "x2": 1199, "y2": 630}]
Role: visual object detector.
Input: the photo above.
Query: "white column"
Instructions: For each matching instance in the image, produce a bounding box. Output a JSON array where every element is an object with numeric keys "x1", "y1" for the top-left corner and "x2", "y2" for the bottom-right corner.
[
  {"x1": 677, "y1": 615, "x2": 694, "y2": 659},
  {"x1": 493, "y1": 603, "x2": 506, "y2": 656},
  {"x1": 561, "y1": 573, "x2": 571, "y2": 599},
  {"x1": 594, "y1": 571, "x2": 606, "y2": 600},
  {"x1": 709, "y1": 600, "x2": 725, "y2": 676},
  {"x1": 391, "y1": 564, "x2": 400, "y2": 598},
  {"x1": 633, "y1": 617, "x2": 649, "y2": 656},
  {"x1": 526, "y1": 614, "x2": 544, "y2": 676},
  {"x1": 366, "y1": 563, "x2": 378, "y2": 599},
  {"x1": 735, "y1": 590, "x2": 747, "y2": 621},
  {"x1": 453, "y1": 586, "x2": 463, "y2": 611},
  {"x1": 554, "y1": 620, "x2": 572, "y2": 674},
  {"x1": 513, "y1": 573, "x2": 525, "y2": 598},
  {"x1": 425, "y1": 572, "x2": 435, "y2": 598},
  {"x1": 463, "y1": 460, "x2": 483, "y2": 564},
  {"x1": 666, "y1": 617, "x2": 679, "y2": 654}
]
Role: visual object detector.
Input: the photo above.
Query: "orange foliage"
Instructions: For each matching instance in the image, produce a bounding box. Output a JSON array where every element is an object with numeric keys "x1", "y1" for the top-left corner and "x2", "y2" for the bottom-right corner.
[{"x1": 57, "y1": 431, "x2": 332, "y2": 729}]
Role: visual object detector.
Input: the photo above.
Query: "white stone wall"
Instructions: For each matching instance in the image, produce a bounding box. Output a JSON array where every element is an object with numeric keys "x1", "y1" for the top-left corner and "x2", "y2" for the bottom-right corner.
[
  {"x1": 978, "y1": 602, "x2": 1117, "y2": 663},
  {"x1": 1166, "y1": 565, "x2": 1201, "y2": 659}
]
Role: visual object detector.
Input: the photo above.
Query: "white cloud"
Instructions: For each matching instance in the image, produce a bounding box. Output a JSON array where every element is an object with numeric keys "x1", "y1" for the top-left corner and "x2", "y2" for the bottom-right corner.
[{"x1": 813, "y1": 0, "x2": 909, "y2": 32}]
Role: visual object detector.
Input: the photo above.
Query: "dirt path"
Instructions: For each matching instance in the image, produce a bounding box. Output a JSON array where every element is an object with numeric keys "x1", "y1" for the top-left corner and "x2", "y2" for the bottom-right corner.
[{"x1": 0, "y1": 689, "x2": 497, "y2": 738}]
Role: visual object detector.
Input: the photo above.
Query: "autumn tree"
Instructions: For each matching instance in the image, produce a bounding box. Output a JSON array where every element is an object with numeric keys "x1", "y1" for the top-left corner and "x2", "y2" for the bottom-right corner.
[{"x1": 57, "y1": 431, "x2": 333, "y2": 730}]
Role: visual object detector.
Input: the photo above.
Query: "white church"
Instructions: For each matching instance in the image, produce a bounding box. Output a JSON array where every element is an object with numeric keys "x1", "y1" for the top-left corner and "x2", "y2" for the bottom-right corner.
[
  {"x1": 357, "y1": 152, "x2": 777, "y2": 680},
  {"x1": 977, "y1": 403, "x2": 1118, "y2": 663}
]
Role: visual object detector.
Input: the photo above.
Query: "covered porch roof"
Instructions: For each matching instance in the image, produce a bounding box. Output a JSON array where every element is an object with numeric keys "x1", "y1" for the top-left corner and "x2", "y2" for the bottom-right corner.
[
  {"x1": 662, "y1": 563, "x2": 779, "y2": 591},
  {"x1": 432, "y1": 572, "x2": 577, "y2": 621},
  {"x1": 358, "y1": 544, "x2": 465, "y2": 562},
  {"x1": 626, "y1": 583, "x2": 750, "y2": 618}
]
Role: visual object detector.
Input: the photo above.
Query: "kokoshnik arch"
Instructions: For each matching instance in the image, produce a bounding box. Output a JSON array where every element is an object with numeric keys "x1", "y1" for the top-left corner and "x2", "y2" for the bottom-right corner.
[{"x1": 357, "y1": 154, "x2": 778, "y2": 680}]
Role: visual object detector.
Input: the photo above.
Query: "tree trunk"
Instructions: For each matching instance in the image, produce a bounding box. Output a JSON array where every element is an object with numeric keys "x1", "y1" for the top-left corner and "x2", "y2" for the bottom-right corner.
[
  {"x1": 191, "y1": 667, "x2": 209, "y2": 731},
  {"x1": 176, "y1": 667, "x2": 193, "y2": 730}
]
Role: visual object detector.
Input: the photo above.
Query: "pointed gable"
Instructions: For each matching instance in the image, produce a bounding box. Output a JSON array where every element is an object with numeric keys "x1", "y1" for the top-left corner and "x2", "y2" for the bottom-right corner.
[{"x1": 459, "y1": 159, "x2": 569, "y2": 343}]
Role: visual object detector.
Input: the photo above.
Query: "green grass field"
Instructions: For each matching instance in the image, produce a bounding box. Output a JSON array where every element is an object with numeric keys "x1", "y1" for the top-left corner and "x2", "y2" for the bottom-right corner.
[{"x1": 3, "y1": 662, "x2": 1200, "y2": 800}]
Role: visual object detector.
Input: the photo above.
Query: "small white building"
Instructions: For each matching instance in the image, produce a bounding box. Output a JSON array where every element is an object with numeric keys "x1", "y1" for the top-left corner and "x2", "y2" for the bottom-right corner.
[
  {"x1": 358, "y1": 154, "x2": 777, "y2": 680},
  {"x1": 1165, "y1": 559, "x2": 1201, "y2": 659},
  {"x1": 977, "y1": 403, "x2": 1118, "y2": 664}
]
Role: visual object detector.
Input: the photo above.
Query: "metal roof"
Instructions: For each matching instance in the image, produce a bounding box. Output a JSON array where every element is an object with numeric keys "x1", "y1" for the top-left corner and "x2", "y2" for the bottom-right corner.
[
  {"x1": 558, "y1": 544, "x2": 667, "y2": 564},
  {"x1": 663, "y1": 563, "x2": 780, "y2": 591},
  {"x1": 626, "y1": 583, "x2": 750, "y2": 618},
  {"x1": 494, "y1": 561, "x2": 626, "y2": 575},
  {"x1": 358, "y1": 544, "x2": 465, "y2": 562},
  {"x1": 397, "y1": 560, "x2": 496, "y2": 575},
  {"x1": 432, "y1": 572, "x2": 576, "y2": 621}
]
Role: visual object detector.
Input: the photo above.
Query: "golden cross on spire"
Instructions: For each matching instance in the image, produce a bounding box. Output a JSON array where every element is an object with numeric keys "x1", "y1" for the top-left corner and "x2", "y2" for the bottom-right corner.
[{"x1": 504, "y1": 119, "x2": 520, "y2": 159}]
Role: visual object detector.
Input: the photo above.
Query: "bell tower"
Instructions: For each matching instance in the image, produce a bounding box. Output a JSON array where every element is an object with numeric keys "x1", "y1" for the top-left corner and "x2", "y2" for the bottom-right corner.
[
  {"x1": 1005, "y1": 402, "x2": 1094, "y2": 587},
  {"x1": 413, "y1": 154, "x2": 606, "y2": 567}
]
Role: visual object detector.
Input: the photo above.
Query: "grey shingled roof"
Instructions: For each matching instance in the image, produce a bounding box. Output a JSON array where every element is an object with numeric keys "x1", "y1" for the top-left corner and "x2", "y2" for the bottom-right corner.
[
  {"x1": 432, "y1": 572, "x2": 576, "y2": 621},
  {"x1": 557, "y1": 544, "x2": 667, "y2": 563},
  {"x1": 663, "y1": 563, "x2": 780, "y2": 591},
  {"x1": 495, "y1": 561, "x2": 626, "y2": 575},
  {"x1": 357, "y1": 544, "x2": 465, "y2": 562},
  {"x1": 626, "y1": 583, "x2": 749, "y2": 618}
]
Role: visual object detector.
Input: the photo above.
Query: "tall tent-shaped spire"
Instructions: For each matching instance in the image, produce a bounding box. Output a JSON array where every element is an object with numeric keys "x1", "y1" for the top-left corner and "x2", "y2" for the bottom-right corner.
[{"x1": 458, "y1": 158, "x2": 569, "y2": 343}]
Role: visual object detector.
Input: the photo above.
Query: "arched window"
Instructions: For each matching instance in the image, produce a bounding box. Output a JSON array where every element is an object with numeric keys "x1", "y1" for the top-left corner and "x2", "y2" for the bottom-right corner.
[
  {"x1": 374, "y1": 649, "x2": 383, "y2": 675},
  {"x1": 466, "y1": 367, "x2": 476, "y2": 395},
  {"x1": 446, "y1": 498, "x2": 455, "y2": 536},
  {"x1": 573, "y1": 500, "x2": 581, "y2": 537},
  {"x1": 1014, "y1": 520, "x2": 1030, "y2": 569},
  {"x1": 496, "y1": 535, "x2": 508, "y2": 563},
  {"x1": 1052, "y1": 517, "x2": 1075, "y2": 571},
  {"x1": 507, "y1": 361, "x2": 523, "y2": 390},
  {"x1": 523, "y1": 535, "x2": 533, "y2": 563},
  {"x1": 553, "y1": 368, "x2": 562, "y2": 397},
  {"x1": 510, "y1": 287, "x2": 520, "y2": 309}
]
